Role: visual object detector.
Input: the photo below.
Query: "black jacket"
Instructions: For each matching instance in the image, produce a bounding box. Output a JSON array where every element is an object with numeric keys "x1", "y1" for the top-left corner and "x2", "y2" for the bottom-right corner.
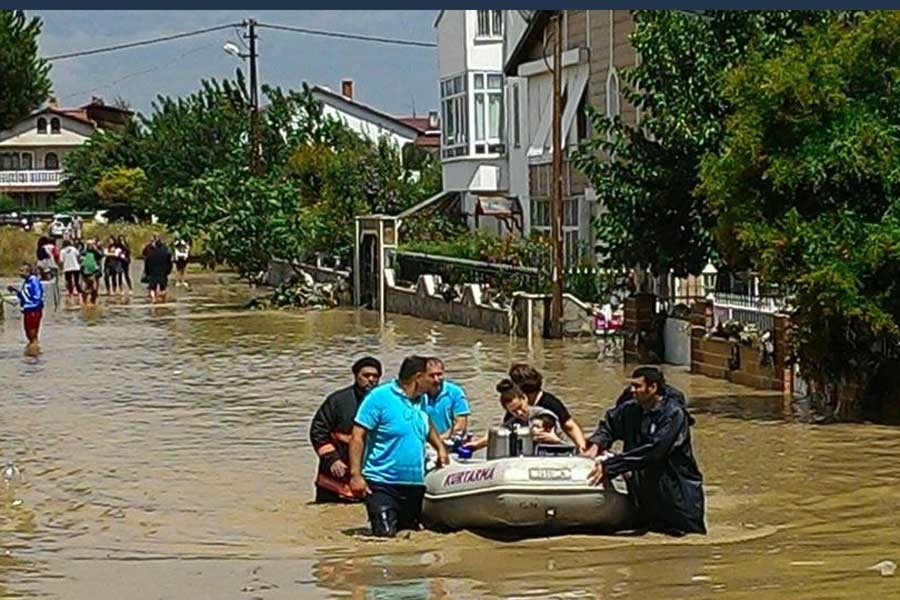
[
  {"x1": 309, "y1": 384, "x2": 365, "y2": 497},
  {"x1": 589, "y1": 387, "x2": 706, "y2": 534}
]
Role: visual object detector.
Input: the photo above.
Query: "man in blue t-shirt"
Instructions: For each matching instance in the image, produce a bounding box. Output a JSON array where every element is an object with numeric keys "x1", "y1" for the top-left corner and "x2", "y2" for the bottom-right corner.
[
  {"x1": 349, "y1": 355, "x2": 449, "y2": 537},
  {"x1": 421, "y1": 357, "x2": 471, "y2": 439}
]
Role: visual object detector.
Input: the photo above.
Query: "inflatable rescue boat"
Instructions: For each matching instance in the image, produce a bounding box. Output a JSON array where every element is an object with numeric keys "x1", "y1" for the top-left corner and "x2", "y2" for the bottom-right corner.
[{"x1": 422, "y1": 425, "x2": 633, "y2": 532}]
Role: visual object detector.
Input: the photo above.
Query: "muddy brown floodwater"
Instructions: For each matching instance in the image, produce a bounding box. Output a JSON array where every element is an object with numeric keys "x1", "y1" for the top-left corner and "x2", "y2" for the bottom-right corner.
[{"x1": 1, "y1": 271, "x2": 899, "y2": 599}]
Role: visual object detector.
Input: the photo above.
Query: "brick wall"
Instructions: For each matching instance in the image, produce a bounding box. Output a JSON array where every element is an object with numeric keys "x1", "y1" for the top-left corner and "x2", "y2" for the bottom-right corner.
[{"x1": 689, "y1": 299, "x2": 792, "y2": 393}]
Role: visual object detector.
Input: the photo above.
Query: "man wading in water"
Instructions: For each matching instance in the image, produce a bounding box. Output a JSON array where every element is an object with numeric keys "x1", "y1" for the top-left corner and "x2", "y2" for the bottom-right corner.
[
  {"x1": 349, "y1": 356, "x2": 449, "y2": 537},
  {"x1": 584, "y1": 367, "x2": 707, "y2": 536},
  {"x1": 309, "y1": 356, "x2": 382, "y2": 503}
]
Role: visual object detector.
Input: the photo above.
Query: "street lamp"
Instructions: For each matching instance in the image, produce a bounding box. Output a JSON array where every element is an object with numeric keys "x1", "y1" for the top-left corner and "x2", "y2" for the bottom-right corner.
[
  {"x1": 702, "y1": 262, "x2": 718, "y2": 299},
  {"x1": 223, "y1": 42, "x2": 244, "y2": 59}
]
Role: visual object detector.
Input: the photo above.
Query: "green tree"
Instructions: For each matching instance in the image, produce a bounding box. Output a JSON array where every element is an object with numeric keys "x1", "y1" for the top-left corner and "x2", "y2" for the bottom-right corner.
[
  {"x1": 0, "y1": 10, "x2": 51, "y2": 129},
  {"x1": 61, "y1": 119, "x2": 143, "y2": 209},
  {"x1": 698, "y1": 12, "x2": 900, "y2": 415},
  {"x1": 94, "y1": 166, "x2": 149, "y2": 208},
  {"x1": 0, "y1": 192, "x2": 17, "y2": 213},
  {"x1": 573, "y1": 10, "x2": 848, "y2": 279}
]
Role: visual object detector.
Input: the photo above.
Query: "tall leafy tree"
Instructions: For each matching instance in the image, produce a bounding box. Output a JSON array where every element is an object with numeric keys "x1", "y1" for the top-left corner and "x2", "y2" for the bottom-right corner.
[
  {"x1": 60, "y1": 119, "x2": 143, "y2": 209},
  {"x1": 698, "y1": 12, "x2": 900, "y2": 414},
  {"x1": 573, "y1": 10, "x2": 846, "y2": 279},
  {"x1": 0, "y1": 10, "x2": 52, "y2": 129}
]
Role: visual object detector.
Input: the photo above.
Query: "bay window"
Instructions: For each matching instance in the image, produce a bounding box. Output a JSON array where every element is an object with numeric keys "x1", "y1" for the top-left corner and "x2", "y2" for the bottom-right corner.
[
  {"x1": 441, "y1": 74, "x2": 468, "y2": 159},
  {"x1": 473, "y1": 72, "x2": 504, "y2": 154}
]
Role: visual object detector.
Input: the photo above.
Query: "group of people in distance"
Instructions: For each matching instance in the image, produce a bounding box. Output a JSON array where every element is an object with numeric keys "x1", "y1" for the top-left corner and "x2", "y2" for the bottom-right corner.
[{"x1": 310, "y1": 356, "x2": 706, "y2": 538}]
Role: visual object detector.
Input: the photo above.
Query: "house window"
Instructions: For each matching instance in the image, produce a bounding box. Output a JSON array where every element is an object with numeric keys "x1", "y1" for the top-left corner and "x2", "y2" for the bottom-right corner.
[
  {"x1": 37, "y1": 117, "x2": 47, "y2": 134},
  {"x1": 512, "y1": 82, "x2": 521, "y2": 148},
  {"x1": 576, "y1": 88, "x2": 589, "y2": 142},
  {"x1": 474, "y1": 72, "x2": 504, "y2": 151},
  {"x1": 50, "y1": 117, "x2": 61, "y2": 134},
  {"x1": 44, "y1": 152, "x2": 59, "y2": 170},
  {"x1": 441, "y1": 74, "x2": 468, "y2": 158},
  {"x1": 606, "y1": 69, "x2": 620, "y2": 118},
  {"x1": 21, "y1": 153, "x2": 33, "y2": 170},
  {"x1": 477, "y1": 10, "x2": 502, "y2": 38}
]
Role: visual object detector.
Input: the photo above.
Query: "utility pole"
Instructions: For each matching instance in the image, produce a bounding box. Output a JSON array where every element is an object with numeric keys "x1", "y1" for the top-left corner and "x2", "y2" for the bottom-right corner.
[
  {"x1": 246, "y1": 18, "x2": 261, "y2": 174},
  {"x1": 549, "y1": 13, "x2": 564, "y2": 339}
]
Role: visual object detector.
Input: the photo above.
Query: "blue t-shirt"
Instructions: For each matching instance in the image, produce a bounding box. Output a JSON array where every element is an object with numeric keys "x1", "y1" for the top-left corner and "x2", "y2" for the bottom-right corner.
[
  {"x1": 421, "y1": 380, "x2": 471, "y2": 436},
  {"x1": 354, "y1": 380, "x2": 430, "y2": 486}
]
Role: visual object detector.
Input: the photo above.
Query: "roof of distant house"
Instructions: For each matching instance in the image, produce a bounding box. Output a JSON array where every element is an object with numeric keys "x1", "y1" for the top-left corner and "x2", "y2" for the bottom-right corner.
[{"x1": 312, "y1": 85, "x2": 440, "y2": 149}]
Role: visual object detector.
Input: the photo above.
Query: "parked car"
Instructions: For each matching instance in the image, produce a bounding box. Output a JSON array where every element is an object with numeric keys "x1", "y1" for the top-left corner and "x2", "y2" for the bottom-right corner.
[
  {"x1": 0, "y1": 212, "x2": 33, "y2": 231},
  {"x1": 48, "y1": 213, "x2": 72, "y2": 238}
]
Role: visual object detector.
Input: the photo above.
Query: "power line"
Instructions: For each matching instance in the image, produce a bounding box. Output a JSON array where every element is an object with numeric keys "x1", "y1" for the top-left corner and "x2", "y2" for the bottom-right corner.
[
  {"x1": 60, "y1": 43, "x2": 216, "y2": 102},
  {"x1": 44, "y1": 18, "x2": 436, "y2": 65},
  {"x1": 258, "y1": 22, "x2": 436, "y2": 48},
  {"x1": 46, "y1": 22, "x2": 242, "y2": 62}
]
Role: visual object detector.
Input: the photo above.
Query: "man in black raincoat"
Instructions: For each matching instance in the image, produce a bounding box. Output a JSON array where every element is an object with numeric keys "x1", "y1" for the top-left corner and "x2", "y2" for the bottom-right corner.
[
  {"x1": 584, "y1": 367, "x2": 706, "y2": 535},
  {"x1": 309, "y1": 356, "x2": 382, "y2": 503}
]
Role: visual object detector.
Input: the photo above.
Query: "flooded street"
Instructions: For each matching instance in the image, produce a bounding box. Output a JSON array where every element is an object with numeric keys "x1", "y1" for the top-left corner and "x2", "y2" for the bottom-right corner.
[{"x1": 1, "y1": 271, "x2": 898, "y2": 599}]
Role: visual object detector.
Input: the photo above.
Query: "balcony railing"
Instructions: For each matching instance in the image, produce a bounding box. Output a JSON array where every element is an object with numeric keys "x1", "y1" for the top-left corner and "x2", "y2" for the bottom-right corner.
[{"x1": 0, "y1": 170, "x2": 65, "y2": 187}]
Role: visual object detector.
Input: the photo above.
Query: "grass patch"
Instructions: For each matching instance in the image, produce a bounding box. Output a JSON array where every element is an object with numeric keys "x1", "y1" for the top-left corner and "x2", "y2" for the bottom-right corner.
[{"x1": 0, "y1": 228, "x2": 37, "y2": 277}]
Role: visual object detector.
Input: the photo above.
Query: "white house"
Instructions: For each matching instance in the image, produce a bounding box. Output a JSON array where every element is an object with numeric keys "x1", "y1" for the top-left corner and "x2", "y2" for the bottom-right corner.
[
  {"x1": 310, "y1": 81, "x2": 439, "y2": 155},
  {"x1": 431, "y1": 10, "x2": 530, "y2": 233},
  {"x1": 0, "y1": 98, "x2": 133, "y2": 209}
]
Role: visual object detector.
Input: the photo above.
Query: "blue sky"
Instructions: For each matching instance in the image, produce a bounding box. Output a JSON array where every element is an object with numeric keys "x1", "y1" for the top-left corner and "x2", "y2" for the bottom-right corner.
[{"x1": 32, "y1": 10, "x2": 439, "y2": 117}]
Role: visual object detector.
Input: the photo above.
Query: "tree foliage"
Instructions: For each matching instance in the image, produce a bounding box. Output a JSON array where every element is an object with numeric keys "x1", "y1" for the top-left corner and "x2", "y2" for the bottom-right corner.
[
  {"x1": 0, "y1": 10, "x2": 51, "y2": 130},
  {"x1": 61, "y1": 119, "x2": 143, "y2": 209},
  {"x1": 94, "y1": 166, "x2": 149, "y2": 208},
  {"x1": 573, "y1": 10, "x2": 845, "y2": 278},
  {"x1": 698, "y1": 11, "x2": 900, "y2": 411}
]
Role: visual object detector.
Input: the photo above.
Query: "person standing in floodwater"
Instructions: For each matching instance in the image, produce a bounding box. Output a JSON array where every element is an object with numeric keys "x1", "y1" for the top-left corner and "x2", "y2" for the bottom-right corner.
[
  {"x1": 7, "y1": 263, "x2": 44, "y2": 350},
  {"x1": 309, "y1": 356, "x2": 382, "y2": 503},
  {"x1": 144, "y1": 237, "x2": 173, "y2": 303},
  {"x1": 584, "y1": 366, "x2": 707, "y2": 536},
  {"x1": 349, "y1": 356, "x2": 449, "y2": 537},
  {"x1": 172, "y1": 237, "x2": 190, "y2": 288},
  {"x1": 79, "y1": 239, "x2": 103, "y2": 305}
]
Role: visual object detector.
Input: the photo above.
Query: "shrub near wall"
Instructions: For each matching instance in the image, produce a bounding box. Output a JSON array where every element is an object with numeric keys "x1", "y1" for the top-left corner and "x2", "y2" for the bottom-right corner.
[{"x1": 0, "y1": 228, "x2": 35, "y2": 276}]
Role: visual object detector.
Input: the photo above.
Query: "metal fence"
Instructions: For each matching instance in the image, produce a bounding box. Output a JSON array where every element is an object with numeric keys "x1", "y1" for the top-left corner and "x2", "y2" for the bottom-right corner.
[{"x1": 712, "y1": 293, "x2": 783, "y2": 331}]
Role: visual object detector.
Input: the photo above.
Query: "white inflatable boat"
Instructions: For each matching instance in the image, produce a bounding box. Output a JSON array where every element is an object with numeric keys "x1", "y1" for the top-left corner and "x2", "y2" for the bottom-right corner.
[{"x1": 422, "y1": 426, "x2": 633, "y2": 533}]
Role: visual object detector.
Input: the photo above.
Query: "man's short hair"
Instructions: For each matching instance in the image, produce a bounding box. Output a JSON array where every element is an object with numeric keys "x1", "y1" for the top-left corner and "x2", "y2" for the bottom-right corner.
[
  {"x1": 632, "y1": 366, "x2": 665, "y2": 392},
  {"x1": 352, "y1": 356, "x2": 382, "y2": 376},
  {"x1": 21, "y1": 263, "x2": 33, "y2": 274},
  {"x1": 398, "y1": 355, "x2": 429, "y2": 383},
  {"x1": 426, "y1": 357, "x2": 444, "y2": 368},
  {"x1": 508, "y1": 363, "x2": 543, "y2": 394}
]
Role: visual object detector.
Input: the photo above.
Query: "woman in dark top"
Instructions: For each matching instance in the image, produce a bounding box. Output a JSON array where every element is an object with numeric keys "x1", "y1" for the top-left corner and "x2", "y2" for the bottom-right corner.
[
  {"x1": 507, "y1": 363, "x2": 588, "y2": 452},
  {"x1": 116, "y1": 235, "x2": 133, "y2": 294}
]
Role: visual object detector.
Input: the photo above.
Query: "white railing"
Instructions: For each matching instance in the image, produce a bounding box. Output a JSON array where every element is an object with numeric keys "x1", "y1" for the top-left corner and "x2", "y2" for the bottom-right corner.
[
  {"x1": 0, "y1": 170, "x2": 65, "y2": 187},
  {"x1": 713, "y1": 292, "x2": 783, "y2": 331}
]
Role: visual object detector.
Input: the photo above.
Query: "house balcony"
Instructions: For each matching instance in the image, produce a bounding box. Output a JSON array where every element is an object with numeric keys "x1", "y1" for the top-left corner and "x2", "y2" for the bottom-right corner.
[{"x1": 0, "y1": 170, "x2": 66, "y2": 192}]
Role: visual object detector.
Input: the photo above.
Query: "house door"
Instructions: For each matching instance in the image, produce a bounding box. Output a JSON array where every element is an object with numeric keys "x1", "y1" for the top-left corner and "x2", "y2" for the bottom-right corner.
[{"x1": 359, "y1": 233, "x2": 378, "y2": 308}]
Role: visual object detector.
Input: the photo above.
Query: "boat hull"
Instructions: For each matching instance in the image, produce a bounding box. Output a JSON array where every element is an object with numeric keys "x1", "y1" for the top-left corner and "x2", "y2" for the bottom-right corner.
[{"x1": 422, "y1": 456, "x2": 632, "y2": 532}]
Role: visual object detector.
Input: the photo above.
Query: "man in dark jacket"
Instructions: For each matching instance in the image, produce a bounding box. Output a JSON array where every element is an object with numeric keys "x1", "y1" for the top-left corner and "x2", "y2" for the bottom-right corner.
[
  {"x1": 309, "y1": 356, "x2": 382, "y2": 503},
  {"x1": 585, "y1": 366, "x2": 706, "y2": 535},
  {"x1": 144, "y1": 238, "x2": 173, "y2": 303}
]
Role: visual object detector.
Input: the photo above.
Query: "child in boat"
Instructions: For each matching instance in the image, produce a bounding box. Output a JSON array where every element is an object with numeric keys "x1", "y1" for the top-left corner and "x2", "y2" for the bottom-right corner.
[{"x1": 465, "y1": 379, "x2": 566, "y2": 451}]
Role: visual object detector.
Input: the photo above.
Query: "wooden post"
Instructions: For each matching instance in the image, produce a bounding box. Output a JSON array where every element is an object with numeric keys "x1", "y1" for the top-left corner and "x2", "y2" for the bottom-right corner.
[{"x1": 549, "y1": 13, "x2": 565, "y2": 339}]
